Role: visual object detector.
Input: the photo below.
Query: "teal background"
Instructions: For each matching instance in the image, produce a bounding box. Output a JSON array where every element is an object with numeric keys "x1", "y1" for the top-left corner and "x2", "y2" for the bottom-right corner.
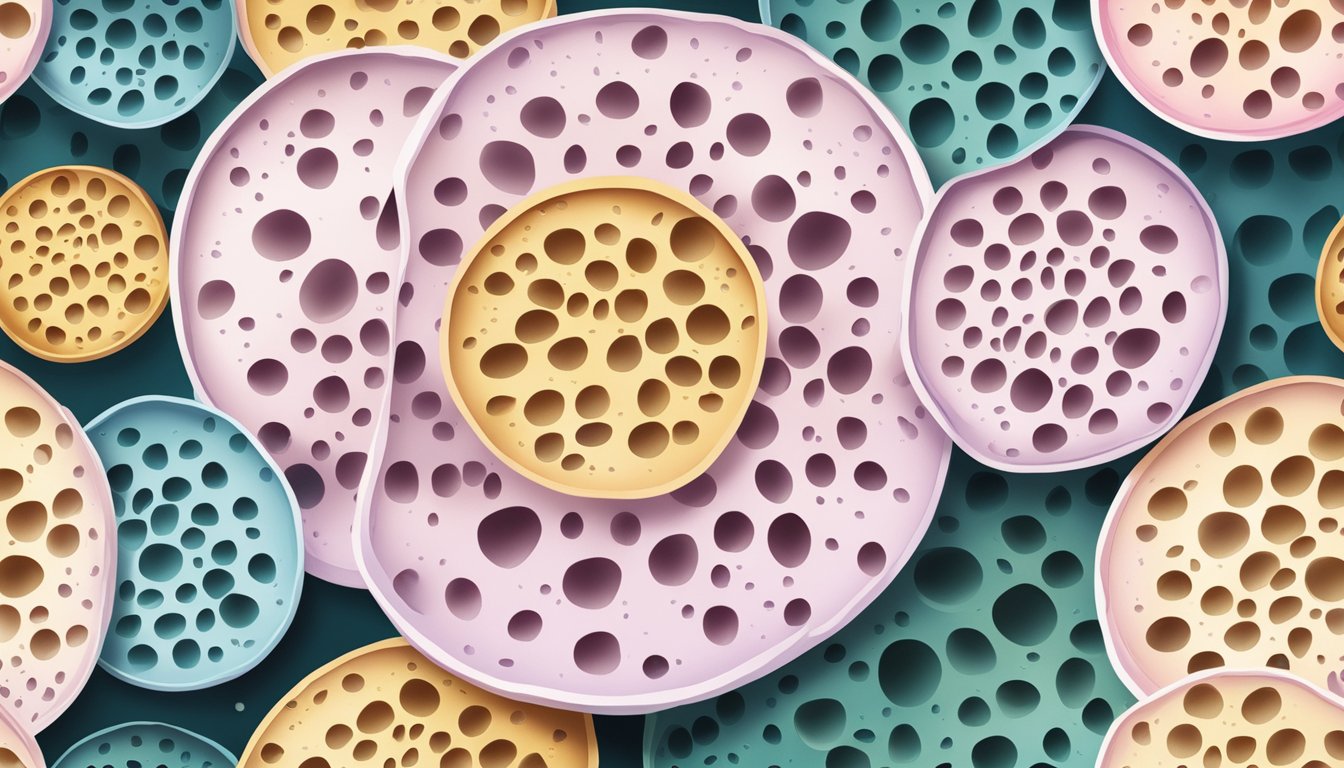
[{"x1": 1, "y1": 0, "x2": 1340, "y2": 765}]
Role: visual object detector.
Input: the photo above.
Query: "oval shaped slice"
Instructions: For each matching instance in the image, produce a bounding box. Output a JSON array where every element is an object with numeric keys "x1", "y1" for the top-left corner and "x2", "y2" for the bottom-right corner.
[
  {"x1": 239, "y1": 638, "x2": 596, "y2": 768},
  {"x1": 0, "y1": 0, "x2": 49, "y2": 105},
  {"x1": 52, "y1": 722, "x2": 233, "y2": 768},
  {"x1": 0, "y1": 360, "x2": 113, "y2": 730}
]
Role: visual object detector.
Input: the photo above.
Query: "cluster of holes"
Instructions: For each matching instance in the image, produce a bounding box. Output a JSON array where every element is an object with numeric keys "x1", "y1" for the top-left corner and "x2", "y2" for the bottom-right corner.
[
  {"x1": 915, "y1": 140, "x2": 1217, "y2": 463},
  {"x1": 1112, "y1": 678, "x2": 1344, "y2": 768},
  {"x1": 446, "y1": 186, "x2": 762, "y2": 495},
  {"x1": 1111, "y1": 1, "x2": 1344, "y2": 128},
  {"x1": 92, "y1": 405, "x2": 294, "y2": 683},
  {"x1": 60, "y1": 724, "x2": 233, "y2": 768},
  {"x1": 1121, "y1": 396, "x2": 1344, "y2": 686},
  {"x1": 252, "y1": 647, "x2": 585, "y2": 768},
  {"x1": 245, "y1": 0, "x2": 548, "y2": 72},
  {"x1": 0, "y1": 168, "x2": 165, "y2": 359},
  {"x1": 772, "y1": 0, "x2": 1101, "y2": 180},
  {"x1": 36, "y1": 0, "x2": 232, "y2": 122}
]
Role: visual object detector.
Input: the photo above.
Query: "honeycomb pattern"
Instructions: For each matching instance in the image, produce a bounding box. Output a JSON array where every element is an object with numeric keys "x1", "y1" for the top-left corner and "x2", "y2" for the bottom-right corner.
[
  {"x1": 1099, "y1": 670, "x2": 1344, "y2": 768},
  {"x1": 237, "y1": 0, "x2": 556, "y2": 76},
  {"x1": 1096, "y1": 0, "x2": 1344, "y2": 140},
  {"x1": 645, "y1": 452, "x2": 1134, "y2": 768},
  {"x1": 85, "y1": 396, "x2": 302, "y2": 691},
  {"x1": 0, "y1": 0, "x2": 49, "y2": 105},
  {"x1": 1314, "y1": 213, "x2": 1344, "y2": 353},
  {"x1": 364, "y1": 9, "x2": 949, "y2": 713},
  {"x1": 763, "y1": 0, "x2": 1105, "y2": 184},
  {"x1": 173, "y1": 48, "x2": 456, "y2": 588},
  {"x1": 0, "y1": 360, "x2": 113, "y2": 731},
  {"x1": 445, "y1": 178, "x2": 766, "y2": 498},
  {"x1": 0, "y1": 166, "x2": 168, "y2": 362},
  {"x1": 51, "y1": 722, "x2": 234, "y2": 768},
  {"x1": 1099, "y1": 377, "x2": 1344, "y2": 696},
  {"x1": 904, "y1": 126, "x2": 1225, "y2": 471},
  {"x1": 239, "y1": 638, "x2": 597, "y2": 768},
  {"x1": 0, "y1": 703, "x2": 42, "y2": 768}
]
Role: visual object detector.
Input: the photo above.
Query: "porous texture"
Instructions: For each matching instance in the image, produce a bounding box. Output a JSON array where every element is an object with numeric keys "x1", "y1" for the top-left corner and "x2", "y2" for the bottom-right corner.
[
  {"x1": 0, "y1": 0, "x2": 48, "y2": 105},
  {"x1": 237, "y1": 0, "x2": 556, "y2": 76},
  {"x1": 31, "y1": 0, "x2": 234, "y2": 128},
  {"x1": 904, "y1": 125, "x2": 1225, "y2": 472},
  {"x1": 239, "y1": 638, "x2": 596, "y2": 768},
  {"x1": 174, "y1": 48, "x2": 456, "y2": 588},
  {"x1": 85, "y1": 396, "x2": 302, "y2": 690},
  {"x1": 764, "y1": 0, "x2": 1105, "y2": 184},
  {"x1": 0, "y1": 360, "x2": 113, "y2": 731},
  {"x1": 1096, "y1": 0, "x2": 1344, "y2": 140},
  {"x1": 1100, "y1": 376, "x2": 1344, "y2": 696},
  {"x1": 645, "y1": 453, "x2": 1134, "y2": 768},
  {"x1": 0, "y1": 166, "x2": 168, "y2": 363},
  {"x1": 0, "y1": 705, "x2": 42, "y2": 768},
  {"x1": 444, "y1": 178, "x2": 766, "y2": 499},
  {"x1": 1315, "y1": 213, "x2": 1344, "y2": 354},
  {"x1": 52, "y1": 722, "x2": 234, "y2": 768},
  {"x1": 363, "y1": 10, "x2": 948, "y2": 713},
  {"x1": 1098, "y1": 670, "x2": 1344, "y2": 768}
]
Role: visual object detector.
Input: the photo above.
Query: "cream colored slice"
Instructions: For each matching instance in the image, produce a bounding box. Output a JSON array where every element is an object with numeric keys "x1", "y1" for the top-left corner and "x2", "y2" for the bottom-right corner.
[
  {"x1": 0, "y1": 703, "x2": 43, "y2": 768},
  {"x1": 0, "y1": 166, "x2": 168, "y2": 362},
  {"x1": 1099, "y1": 670, "x2": 1344, "y2": 768},
  {"x1": 239, "y1": 638, "x2": 596, "y2": 768},
  {"x1": 1315, "y1": 214, "x2": 1344, "y2": 354},
  {"x1": 237, "y1": 0, "x2": 556, "y2": 76},
  {"x1": 1100, "y1": 376, "x2": 1344, "y2": 695},
  {"x1": 442, "y1": 176, "x2": 767, "y2": 499}
]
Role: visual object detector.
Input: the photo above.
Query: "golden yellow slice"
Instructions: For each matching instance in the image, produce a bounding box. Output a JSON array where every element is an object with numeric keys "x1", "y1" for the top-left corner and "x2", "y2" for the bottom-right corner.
[
  {"x1": 0, "y1": 166, "x2": 168, "y2": 362},
  {"x1": 239, "y1": 638, "x2": 596, "y2": 768},
  {"x1": 237, "y1": 0, "x2": 557, "y2": 76},
  {"x1": 442, "y1": 176, "x2": 766, "y2": 499},
  {"x1": 1315, "y1": 213, "x2": 1344, "y2": 353}
]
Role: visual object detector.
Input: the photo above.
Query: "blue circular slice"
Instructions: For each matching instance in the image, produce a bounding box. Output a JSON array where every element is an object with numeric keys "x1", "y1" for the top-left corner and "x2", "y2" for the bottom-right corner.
[
  {"x1": 53, "y1": 722, "x2": 235, "y2": 768},
  {"x1": 86, "y1": 395, "x2": 302, "y2": 690},
  {"x1": 763, "y1": 0, "x2": 1104, "y2": 184},
  {"x1": 32, "y1": 0, "x2": 235, "y2": 128}
]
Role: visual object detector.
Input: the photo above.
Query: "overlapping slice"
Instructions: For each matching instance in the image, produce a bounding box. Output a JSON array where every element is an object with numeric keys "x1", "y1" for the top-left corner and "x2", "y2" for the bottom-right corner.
[
  {"x1": 1315, "y1": 213, "x2": 1344, "y2": 354},
  {"x1": 236, "y1": 0, "x2": 556, "y2": 76},
  {"x1": 0, "y1": 361, "x2": 113, "y2": 731},
  {"x1": 1099, "y1": 377, "x2": 1344, "y2": 696},
  {"x1": 52, "y1": 722, "x2": 233, "y2": 768},
  {"x1": 239, "y1": 638, "x2": 596, "y2": 768},
  {"x1": 362, "y1": 10, "x2": 948, "y2": 713},
  {"x1": 173, "y1": 48, "x2": 457, "y2": 588},
  {"x1": 0, "y1": 706, "x2": 42, "y2": 768},
  {"x1": 1095, "y1": 0, "x2": 1344, "y2": 139},
  {"x1": 1099, "y1": 670, "x2": 1344, "y2": 768},
  {"x1": 904, "y1": 125, "x2": 1226, "y2": 472},
  {"x1": 0, "y1": 0, "x2": 48, "y2": 105}
]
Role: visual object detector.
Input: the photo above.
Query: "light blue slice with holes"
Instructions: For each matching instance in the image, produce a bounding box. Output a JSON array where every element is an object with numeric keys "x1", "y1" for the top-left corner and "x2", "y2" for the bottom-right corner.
[{"x1": 53, "y1": 721, "x2": 235, "y2": 768}]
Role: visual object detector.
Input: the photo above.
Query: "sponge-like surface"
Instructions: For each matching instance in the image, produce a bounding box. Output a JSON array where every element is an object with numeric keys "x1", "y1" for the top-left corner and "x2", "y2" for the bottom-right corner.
[
  {"x1": 1315, "y1": 213, "x2": 1344, "y2": 354},
  {"x1": 51, "y1": 722, "x2": 234, "y2": 768},
  {"x1": 362, "y1": 9, "x2": 947, "y2": 713},
  {"x1": 0, "y1": 360, "x2": 113, "y2": 731},
  {"x1": 904, "y1": 125, "x2": 1225, "y2": 472},
  {"x1": 173, "y1": 48, "x2": 456, "y2": 588},
  {"x1": 0, "y1": 705, "x2": 42, "y2": 768},
  {"x1": 0, "y1": 0, "x2": 48, "y2": 105}
]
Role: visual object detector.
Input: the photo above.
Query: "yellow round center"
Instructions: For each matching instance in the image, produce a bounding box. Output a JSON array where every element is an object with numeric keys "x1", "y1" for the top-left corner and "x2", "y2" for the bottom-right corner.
[{"x1": 442, "y1": 177, "x2": 766, "y2": 499}]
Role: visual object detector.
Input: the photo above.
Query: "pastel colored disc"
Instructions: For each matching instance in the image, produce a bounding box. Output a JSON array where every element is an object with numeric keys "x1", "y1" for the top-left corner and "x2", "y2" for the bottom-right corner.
[
  {"x1": 52, "y1": 722, "x2": 234, "y2": 768},
  {"x1": 903, "y1": 125, "x2": 1226, "y2": 472},
  {"x1": 0, "y1": 699, "x2": 43, "y2": 768},
  {"x1": 85, "y1": 396, "x2": 302, "y2": 690},
  {"x1": 239, "y1": 638, "x2": 597, "y2": 768},
  {"x1": 236, "y1": 0, "x2": 557, "y2": 76},
  {"x1": 1098, "y1": 670, "x2": 1344, "y2": 767},
  {"x1": 1099, "y1": 376, "x2": 1344, "y2": 696},
  {"x1": 0, "y1": 0, "x2": 49, "y2": 105},
  {"x1": 1315, "y1": 213, "x2": 1344, "y2": 354},
  {"x1": 443, "y1": 177, "x2": 767, "y2": 499},
  {"x1": 1095, "y1": 0, "x2": 1344, "y2": 140},
  {"x1": 173, "y1": 48, "x2": 457, "y2": 588},
  {"x1": 361, "y1": 9, "x2": 949, "y2": 713},
  {"x1": 0, "y1": 165, "x2": 169, "y2": 363},
  {"x1": 32, "y1": 0, "x2": 235, "y2": 128},
  {"x1": 0, "y1": 360, "x2": 114, "y2": 731}
]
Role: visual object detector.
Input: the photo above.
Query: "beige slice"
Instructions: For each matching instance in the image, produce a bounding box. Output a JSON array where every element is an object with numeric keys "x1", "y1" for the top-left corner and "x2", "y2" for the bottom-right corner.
[
  {"x1": 1098, "y1": 670, "x2": 1344, "y2": 768},
  {"x1": 1315, "y1": 213, "x2": 1344, "y2": 353},
  {"x1": 1100, "y1": 376, "x2": 1344, "y2": 695},
  {"x1": 237, "y1": 0, "x2": 557, "y2": 76},
  {"x1": 239, "y1": 638, "x2": 596, "y2": 768},
  {"x1": 442, "y1": 176, "x2": 767, "y2": 499},
  {"x1": 0, "y1": 166, "x2": 168, "y2": 362}
]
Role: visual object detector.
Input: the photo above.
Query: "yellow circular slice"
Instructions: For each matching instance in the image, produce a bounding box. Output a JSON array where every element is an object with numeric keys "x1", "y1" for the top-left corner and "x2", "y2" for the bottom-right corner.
[
  {"x1": 442, "y1": 176, "x2": 767, "y2": 499},
  {"x1": 237, "y1": 0, "x2": 557, "y2": 76},
  {"x1": 0, "y1": 166, "x2": 168, "y2": 362},
  {"x1": 239, "y1": 638, "x2": 596, "y2": 768},
  {"x1": 1315, "y1": 213, "x2": 1344, "y2": 353}
]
